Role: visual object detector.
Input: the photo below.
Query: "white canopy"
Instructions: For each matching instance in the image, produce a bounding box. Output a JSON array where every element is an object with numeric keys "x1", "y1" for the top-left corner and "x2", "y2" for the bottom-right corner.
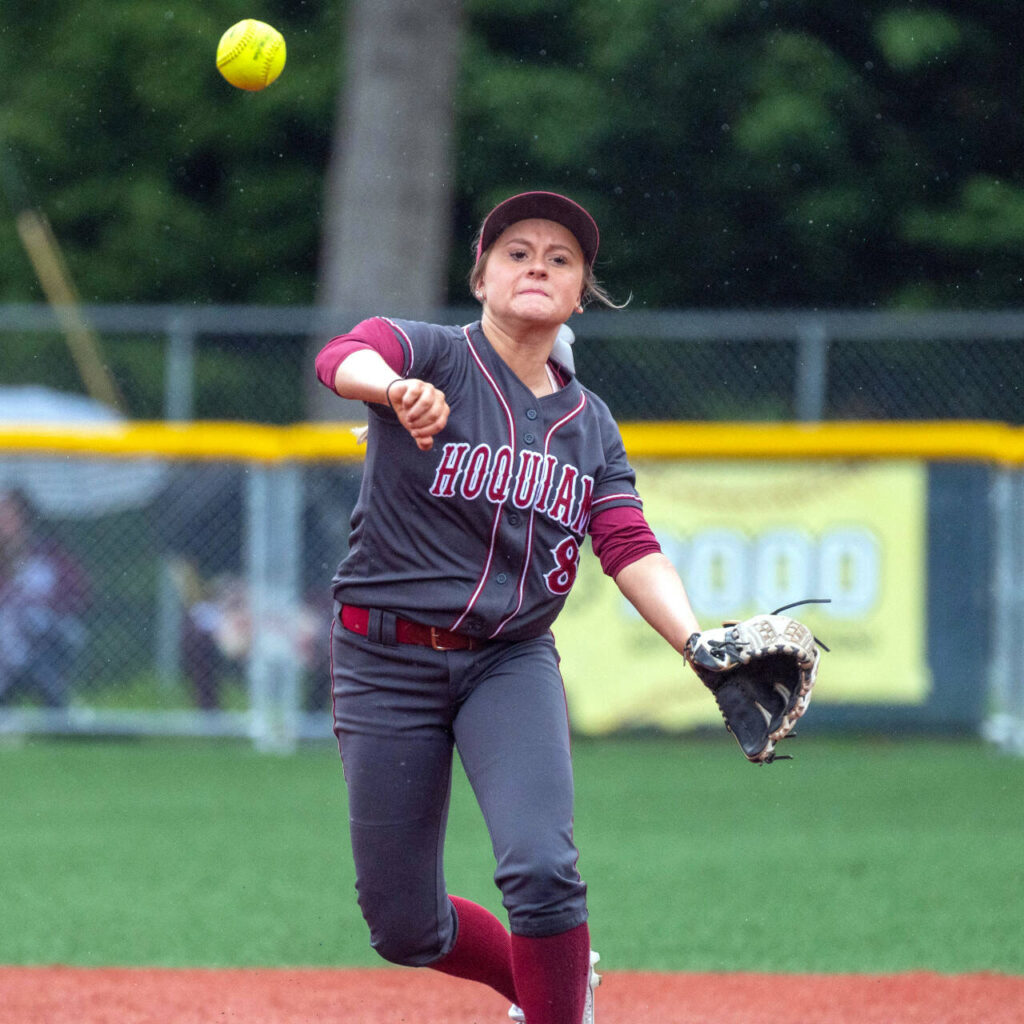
[{"x1": 0, "y1": 385, "x2": 168, "y2": 517}]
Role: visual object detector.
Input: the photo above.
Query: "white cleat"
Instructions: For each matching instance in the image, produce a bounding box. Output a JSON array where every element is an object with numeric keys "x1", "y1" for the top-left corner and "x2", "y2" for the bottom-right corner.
[
  {"x1": 583, "y1": 950, "x2": 601, "y2": 1024},
  {"x1": 507, "y1": 949, "x2": 601, "y2": 1024}
]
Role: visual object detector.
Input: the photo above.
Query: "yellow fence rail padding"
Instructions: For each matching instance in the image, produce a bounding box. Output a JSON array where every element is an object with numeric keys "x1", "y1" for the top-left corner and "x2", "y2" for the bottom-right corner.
[
  {"x1": 2, "y1": 420, "x2": 1024, "y2": 464},
  {"x1": 0, "y1": 421, "x2": 367, "y2": 462},
  {"x1": 618, "y1": 420, "x2": 1024, "y2": 463}
]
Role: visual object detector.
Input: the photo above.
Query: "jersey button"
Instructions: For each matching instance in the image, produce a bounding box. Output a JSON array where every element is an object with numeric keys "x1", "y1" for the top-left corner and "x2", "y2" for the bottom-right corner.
[
  {"x1": 526, "y1": 409, "x2": 538, "y2": 420},
  {"x1": 508, "y1": 512, "x2": 521, "y2": 526},
  {"x1": 524, "y1": 432, "x2": 535, "y2": 444},
  {"x1": 496, "y1": 572, "x2": 508, "y2": 584}
]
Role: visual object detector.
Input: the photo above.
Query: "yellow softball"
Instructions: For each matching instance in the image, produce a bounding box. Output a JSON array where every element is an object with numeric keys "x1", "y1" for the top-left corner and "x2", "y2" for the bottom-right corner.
[{"x1": 216, "y1": 20, "x2": 286, "y2": 91}]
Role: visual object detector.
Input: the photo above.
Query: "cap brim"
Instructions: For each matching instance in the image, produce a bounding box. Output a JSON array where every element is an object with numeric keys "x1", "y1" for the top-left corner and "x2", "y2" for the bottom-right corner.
[{"x1": 476, "y1": 191, "x2": 599, "y2": 268}]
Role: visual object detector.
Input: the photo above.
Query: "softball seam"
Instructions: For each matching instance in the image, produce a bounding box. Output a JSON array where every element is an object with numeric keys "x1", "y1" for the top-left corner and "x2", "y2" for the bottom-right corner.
[{"x1": 216, "y1": 25, "x2": 256, "y2": 69}]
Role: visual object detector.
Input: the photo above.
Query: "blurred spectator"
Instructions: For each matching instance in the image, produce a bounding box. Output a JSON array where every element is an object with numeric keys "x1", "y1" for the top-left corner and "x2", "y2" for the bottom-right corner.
[
  {"x1": 156, "y1": 464, "x2": 346, "y2": 714},
  {"x1": 0, "y1": 489, "x2": 90, "y2": 708},
  {"x1": 171, "y1": 557, "x2": 330, "y2": 712}
]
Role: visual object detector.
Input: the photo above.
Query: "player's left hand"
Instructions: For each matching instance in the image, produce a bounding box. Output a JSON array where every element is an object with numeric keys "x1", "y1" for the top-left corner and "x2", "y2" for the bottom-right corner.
[
  {"x1": 684, "y1": 610, "x2": 824, "y2": 764},
  {"x1": 389, "y1": 378, "x2": 450, "y2": 451}
]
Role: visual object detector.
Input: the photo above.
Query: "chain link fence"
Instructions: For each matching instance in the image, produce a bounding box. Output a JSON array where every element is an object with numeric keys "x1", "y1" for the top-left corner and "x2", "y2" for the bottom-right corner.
[
  {"x1": 3, "y1": 305, "x2": 1024, "y2": 423},
  {"x1": 0, "y1": 455, "x2": 361, "y2": 750},
  {"x1": 2, "y1": 304, "x2": 1023, "y2": 751}
]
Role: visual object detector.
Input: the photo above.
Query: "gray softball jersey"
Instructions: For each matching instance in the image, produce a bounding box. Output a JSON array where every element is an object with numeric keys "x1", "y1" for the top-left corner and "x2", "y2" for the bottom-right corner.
[{"x1": 332, "y1": 318, "x2": 644, "y2": 642}]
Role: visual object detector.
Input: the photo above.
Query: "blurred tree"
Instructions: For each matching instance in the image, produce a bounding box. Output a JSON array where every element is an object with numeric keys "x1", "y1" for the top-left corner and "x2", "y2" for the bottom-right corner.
[
  {"x1": 308, "y1": 0, "x2": 463, "y2": 420},
  {"x1": 1, "y1": 0, "x2": 1023, "y2": 318}
]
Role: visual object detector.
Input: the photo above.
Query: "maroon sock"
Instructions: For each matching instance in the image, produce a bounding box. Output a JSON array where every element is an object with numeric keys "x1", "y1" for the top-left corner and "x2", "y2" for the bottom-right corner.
[
  {"x1": 429, "y1": 896, "x2": 518, "y2": 1004},
  {"x1": 510, "y1": 921, "x2": 590, "y2": 1024}
]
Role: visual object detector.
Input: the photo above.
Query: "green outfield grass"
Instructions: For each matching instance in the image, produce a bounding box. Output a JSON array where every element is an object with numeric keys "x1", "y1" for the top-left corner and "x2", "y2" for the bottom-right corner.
[{"x1": 1, "y1": 734, "x2": 1021, "y2": 973}]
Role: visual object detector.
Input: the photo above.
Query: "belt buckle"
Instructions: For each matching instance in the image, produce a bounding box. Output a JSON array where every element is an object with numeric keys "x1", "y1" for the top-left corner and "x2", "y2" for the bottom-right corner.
[{"x1": 430, "y1": 626, "x2": 459, "y2": 651}]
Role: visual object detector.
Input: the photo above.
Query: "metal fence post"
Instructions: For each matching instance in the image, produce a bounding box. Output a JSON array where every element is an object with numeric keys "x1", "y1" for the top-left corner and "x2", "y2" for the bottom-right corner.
[
  {"x1": 153, "y1": 564, "x2": 184, "y2": 692},
  {"x1": 985, "y1": 468, "x2": 1024, "y2": 753},
  {"x1": 1012, "y1": 471, "x2": 1024, "y2": 754},
  {"x1": 795, "y1": 320, "x2": 828, "y2": 422},
  {"x1": 153, "y1": 314, "x2": 197, "y2": 689},
  {"x1": 986, "y1": 470, "x2": 1013, "y2": 748},
  {"x1": 245, "y1": 463, "x2": 304, "y2": 753},
  {"x1": 164, "y1": 313, "x2": 195, "y2": 421}
]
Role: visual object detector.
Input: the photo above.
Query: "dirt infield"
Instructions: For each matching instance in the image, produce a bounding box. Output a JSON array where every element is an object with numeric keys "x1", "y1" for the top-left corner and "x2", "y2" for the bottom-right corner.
[{"x1": 2, "y1": 966, "x2": 1021, "y2": 1023}]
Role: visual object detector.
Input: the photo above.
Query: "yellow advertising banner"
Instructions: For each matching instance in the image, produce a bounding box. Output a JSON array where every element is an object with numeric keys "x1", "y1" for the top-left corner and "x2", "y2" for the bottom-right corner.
[{"x1": 557, "y1": 460, "x2": 930, "y2": 733}]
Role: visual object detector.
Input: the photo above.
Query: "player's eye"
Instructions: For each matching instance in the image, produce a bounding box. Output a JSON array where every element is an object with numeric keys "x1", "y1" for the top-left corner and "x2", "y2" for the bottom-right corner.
[
  {"x1": 509, "y1": 249, "x2": 528, "y2": 261},
  {"x1": 551, "y1": 254, "x2": 569, "y2": 266}
]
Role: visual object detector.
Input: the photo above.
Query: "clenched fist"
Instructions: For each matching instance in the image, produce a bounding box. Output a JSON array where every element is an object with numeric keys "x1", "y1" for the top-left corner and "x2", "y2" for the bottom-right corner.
[{"x1": 388, "y1": 378, "x2": 450, "y2": 451}]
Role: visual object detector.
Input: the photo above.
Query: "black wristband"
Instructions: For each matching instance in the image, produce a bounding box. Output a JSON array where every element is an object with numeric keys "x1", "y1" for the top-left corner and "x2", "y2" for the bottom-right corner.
[{"x1": 385, "y1": 378, "x2": 402, "y2": 412}]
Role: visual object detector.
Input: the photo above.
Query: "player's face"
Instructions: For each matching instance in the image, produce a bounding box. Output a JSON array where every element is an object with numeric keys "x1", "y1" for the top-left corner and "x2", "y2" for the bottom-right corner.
[{"x1": 481, "y1": 219, "x2": 585, "y2": 330}]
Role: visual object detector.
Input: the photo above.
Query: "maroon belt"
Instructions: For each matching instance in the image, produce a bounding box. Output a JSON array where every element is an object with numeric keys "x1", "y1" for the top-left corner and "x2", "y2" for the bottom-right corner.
[{"x1": 340, "y1": 604, "x2": 481, "y2": 651}]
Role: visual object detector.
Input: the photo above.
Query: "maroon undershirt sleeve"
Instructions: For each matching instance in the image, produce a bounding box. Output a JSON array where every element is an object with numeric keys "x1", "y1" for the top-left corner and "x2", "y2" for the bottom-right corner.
[
  {"x1": 589, "y1": 505, "x2": 662, "y2": 579},
  {"x1": 315, "y1": 317, "x2": 407, "y2": 390}
]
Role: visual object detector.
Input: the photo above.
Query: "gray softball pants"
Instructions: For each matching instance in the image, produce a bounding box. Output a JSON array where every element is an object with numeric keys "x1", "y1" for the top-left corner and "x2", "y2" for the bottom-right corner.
[{"x1": 330, "y1": 611, "x2": 588, "y2": 967}]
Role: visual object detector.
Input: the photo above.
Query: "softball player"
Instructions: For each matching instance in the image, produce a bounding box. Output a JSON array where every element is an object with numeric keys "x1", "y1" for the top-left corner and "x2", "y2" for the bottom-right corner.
[{"x1": 316, "y1": 192, "x2": 702, "y2": 1024}]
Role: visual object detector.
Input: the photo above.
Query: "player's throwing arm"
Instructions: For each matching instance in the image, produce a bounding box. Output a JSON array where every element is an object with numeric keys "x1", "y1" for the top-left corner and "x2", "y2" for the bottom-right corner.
[{"x1": 331, "y1": 348, "x2": 450, "y2": 451}]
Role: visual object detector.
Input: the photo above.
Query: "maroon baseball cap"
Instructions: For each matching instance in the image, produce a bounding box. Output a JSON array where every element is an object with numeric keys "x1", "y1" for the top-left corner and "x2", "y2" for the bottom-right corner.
[{"x1": 475, "y1": 191, "x2": 599, "y2": 268}]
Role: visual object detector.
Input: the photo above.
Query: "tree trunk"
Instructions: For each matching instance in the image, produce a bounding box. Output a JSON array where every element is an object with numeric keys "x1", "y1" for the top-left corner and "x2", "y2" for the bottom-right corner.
[{"x1": 307, "y1": 0, "x2": 463, "y2": 421}]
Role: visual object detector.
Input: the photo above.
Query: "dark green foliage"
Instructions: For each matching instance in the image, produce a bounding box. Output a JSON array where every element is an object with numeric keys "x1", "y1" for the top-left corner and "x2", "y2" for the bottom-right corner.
[
  {"x1": 3, "y1": 2, "x2": 1024, "y2": 312},
  {"x1": 456, "y1": 1, "x2": 1024, "y2": 309},
  {"x1": 0, "y1": 0, "x2": 339, "y2": 305}
]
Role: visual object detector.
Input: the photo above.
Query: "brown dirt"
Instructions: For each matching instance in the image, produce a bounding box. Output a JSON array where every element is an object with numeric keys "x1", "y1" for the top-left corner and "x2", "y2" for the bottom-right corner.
[{"x1": 1, "y1": 966, "x2": 1020, "y2": 1024}]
